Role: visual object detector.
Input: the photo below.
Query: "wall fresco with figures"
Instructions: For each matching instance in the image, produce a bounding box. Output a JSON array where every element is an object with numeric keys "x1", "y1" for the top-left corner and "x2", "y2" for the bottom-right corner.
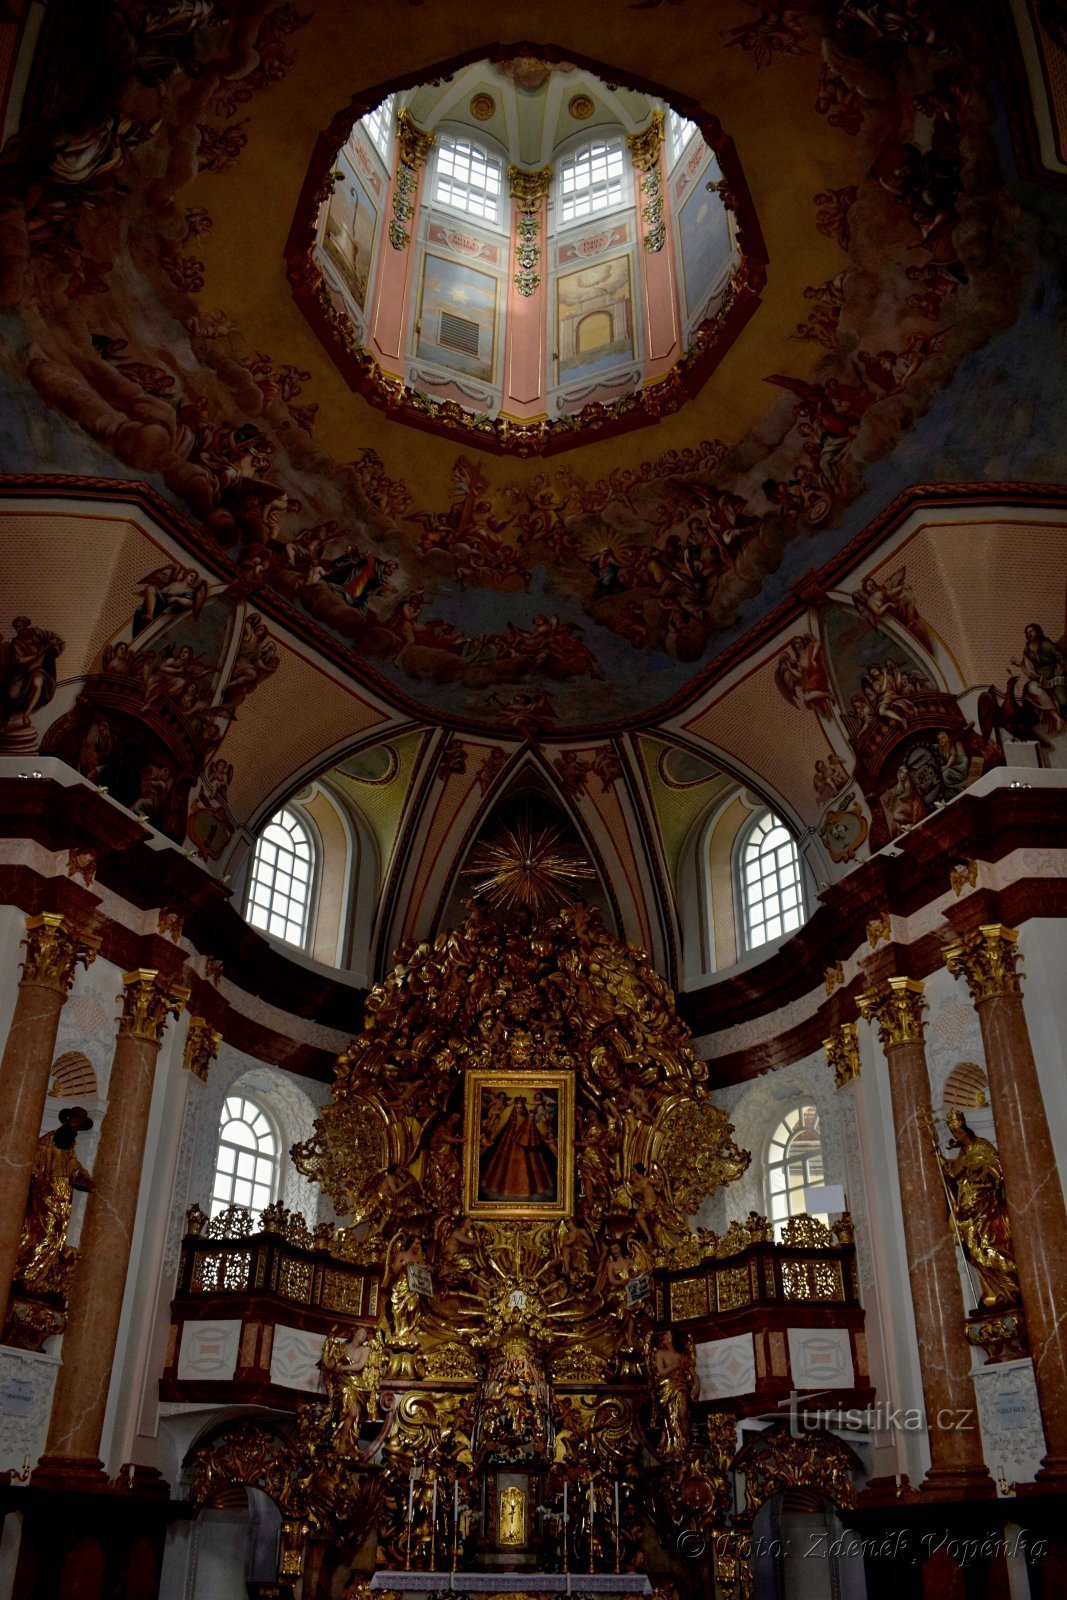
[{"x1": 0, "y1": 0, "x2": 1063, "y2": 734}]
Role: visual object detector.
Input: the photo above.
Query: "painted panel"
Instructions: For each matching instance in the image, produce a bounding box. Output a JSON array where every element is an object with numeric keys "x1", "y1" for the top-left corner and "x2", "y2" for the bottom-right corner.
[
  {"x1": 678, "y1": 179, "x2": 731, "y2": 321},
  {"x1": 320, "y1": 148, "x2": 379, "y2": 312},
  {"x1": 415, "y1": 253, "x2": 498, "y2": 382},
  {"x1": 694, "y1": 1332, "x2": 756, "y2": 1398},
  {"x1": 787, "y1": 1325, "x2": 855, "y2": 1389},
  {"x1": 556, "y1": 254, "x2": 634, "y2": 381}
]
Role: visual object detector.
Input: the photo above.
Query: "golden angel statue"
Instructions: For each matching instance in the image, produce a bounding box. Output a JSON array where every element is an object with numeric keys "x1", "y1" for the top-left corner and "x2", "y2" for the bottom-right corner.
[
  {"x1": 15, "y1": 1107, "x2": 95, "y2": 1295},
  {"x1": 623, "y1": 1162, "x2": 690, "y2": 1251},
  {"x1": 319, "y1": 1324, "x2": 383, "y2": 1455},
  {"x1": 647, "y1": 1328, "x2": 699, "y2": 1461},
  {"x1": 937, "y1": 1111, "x2": 1020, "y2": 1310}
]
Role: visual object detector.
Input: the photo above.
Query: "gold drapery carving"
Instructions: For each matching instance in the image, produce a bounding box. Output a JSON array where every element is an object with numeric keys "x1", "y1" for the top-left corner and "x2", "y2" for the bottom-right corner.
[{"x1": 823, "y1": 1022, "x2": 860, "y2": 1089}]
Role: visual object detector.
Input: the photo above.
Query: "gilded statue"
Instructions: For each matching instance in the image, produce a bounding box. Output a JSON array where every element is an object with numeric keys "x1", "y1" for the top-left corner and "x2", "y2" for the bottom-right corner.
[
  {"x1": 382, "y1": 1233, "x2": 429, "y2": 1374},
  {"x1": 937, "y1": 1111, "x2": 1020, "y2": 1310},
  {"x1": 14, "y1": 1106, "x2": 94, "y2": 1295},
  {"x1": 647, "y1": 1329, "x2": 699, "y2": 1461},
  {"x1": 623, "y1": 1162, "x2": 690, "y2": 1251},
  {"x1": 320, "y1": 1325, "x2": 383, "y2": 1454}
]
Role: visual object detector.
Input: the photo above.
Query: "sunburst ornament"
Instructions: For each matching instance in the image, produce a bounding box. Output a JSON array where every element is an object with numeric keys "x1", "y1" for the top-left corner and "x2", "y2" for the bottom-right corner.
[{"x1": 464, "y1": 815, "x2": 596, "y2": 914}]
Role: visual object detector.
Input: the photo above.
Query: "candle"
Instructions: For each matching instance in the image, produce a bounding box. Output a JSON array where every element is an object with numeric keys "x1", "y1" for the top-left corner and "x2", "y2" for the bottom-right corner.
[
  {"x1": 563, "y1": 1480, "x2": 568, "y2": 1523},
  {"x1": 454, "y1": 1479, "x2": 460, "y2": 1523},
  {"x1": 614, "y1": 1480, "x2": 620, "y2": 1527},
  {"x1": 432, "y1": 1476, "x2": 438, "y2": 1526},
  {"x1": 408, "y1": 1467, "x2": 415, "y2": 1525},
  {"x1": 588, "y1": 1478, "x2": 594, "y2": 1520}
]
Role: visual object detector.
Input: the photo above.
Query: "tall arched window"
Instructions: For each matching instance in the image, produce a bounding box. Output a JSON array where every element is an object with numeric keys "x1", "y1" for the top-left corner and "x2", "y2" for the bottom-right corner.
[
  {"x1": 557, "y1": 136, "x2": 627, "y2": 224},
  {"x1": 737, "y1": 809, "x2": 804, "y2": 952},
  {"x1": 245, "y1": 806, "x2": 315, "y2": 949},
  {"x1": 766, "y1": 1104, "x2": 825, "y2": 1236},
  {"x1": 433, "y1": 134, "x2": 504, "y2": 224},
  {"x1": 211, "y1": 1095, "x2": 279, "y2": 1221}
]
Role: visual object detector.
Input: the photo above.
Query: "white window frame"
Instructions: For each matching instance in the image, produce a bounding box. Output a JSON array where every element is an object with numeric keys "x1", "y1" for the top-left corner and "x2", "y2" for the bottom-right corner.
[
  {"x1": 359, "y1": 94, "x2": 396, "y2": 162},
  {"x1": 431, "y1": 133, "x2": 505, "y2": 227},
  {"x1": 735, "y1": 808, "x2": 805, "y2": 954},
  {"x1": 555, "y1": 135, "x2": 629, "y2": 227},
  {"x1": 666, "y1": 108, "x2": 700, "y2": 170},
  {"x1": 765, "y1": 1103, "x2": 826, "y2": 1237},
  {"x1": 245, "y1": 805, "x2": 316, "y2": 951},
  {"x1": 210, "y1": 1094, "x2": 280, "y2": 1223}
]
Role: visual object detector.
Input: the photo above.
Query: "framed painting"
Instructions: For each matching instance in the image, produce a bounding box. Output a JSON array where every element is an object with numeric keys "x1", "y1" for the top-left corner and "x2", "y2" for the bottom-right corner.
[
  {"x1": 415, "y1": 252, "x2": 498, "y2": 382},
  {"x1": 463, "y1": 1070, "x2": 575, "y2": 1219}
]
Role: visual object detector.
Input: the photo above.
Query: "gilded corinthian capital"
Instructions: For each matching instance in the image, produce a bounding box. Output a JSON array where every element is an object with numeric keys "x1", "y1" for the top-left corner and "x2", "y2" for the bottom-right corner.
[
  {"x1": 823, "y1": 1022, "x2": 860, "y2": 1089},
  {"x1": 21, "y1": 913, "x2": 99, "y2": 994},
  {"x1": 183, "y1": 1016, "x2": 221, "y2": 1082},
  {"x1": 856, "y1": 976, "x2": 926, "y2": 1048},
  {"x1": 117, "y1": 969, "x2": 189, "y2": 1044},
  {"x1": 943, "y1": 924, "x2": 1022, "y2": 1003}
]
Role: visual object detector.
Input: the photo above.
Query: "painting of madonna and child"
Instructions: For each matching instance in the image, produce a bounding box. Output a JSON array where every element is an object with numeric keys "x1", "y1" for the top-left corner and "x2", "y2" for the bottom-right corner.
[{"x1": 463, "y1": 1070, "x2": 575, "y2": 1220}]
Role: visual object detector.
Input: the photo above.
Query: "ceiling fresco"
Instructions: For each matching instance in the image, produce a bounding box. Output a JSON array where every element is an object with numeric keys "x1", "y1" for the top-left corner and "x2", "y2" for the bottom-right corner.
[{"x1": 0, "y1": 0, "x2": 1062, "y2": 733}]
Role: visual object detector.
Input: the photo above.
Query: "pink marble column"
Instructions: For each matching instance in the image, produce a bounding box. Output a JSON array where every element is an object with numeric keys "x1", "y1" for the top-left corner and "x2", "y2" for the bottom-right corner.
[
  {"x1": 627, "y1": 114, "x2": 681, "y2": 374},
  {"x1": 0, "y1": 913, "x2": 98, "y2": 1320},
  {"x1": 857, "y1": 978, "x2": 994, "y2": 1498},
  {"x1": 502, "y1": 166, "x2": 550, "y2": 417},
  {"x1": 944, "y1": 924, "x2": 1067, "y2": 1489},
  {"x1": 368, "y1": 110, "x2": 434, "y2": 372},
  {"x1": 34, "y1": 968, "x2": 187, "y2": 1487}
]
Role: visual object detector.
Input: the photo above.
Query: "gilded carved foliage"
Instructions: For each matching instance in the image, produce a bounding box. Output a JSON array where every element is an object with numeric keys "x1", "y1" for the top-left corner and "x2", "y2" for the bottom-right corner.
[
  {"x1": 20, "y1": 913, "x2": 99, "y2": 995},
  {"x1": 733, "y1": 1423, "x2": 861, "y2": 1516},
  {"x1": 943, "y1": 924, "x2": 1023, "y2": 1003},
  {"x1": 823, "y1": 1022, "x2": 860, "y2": 1089},
  {"x1": 182, "y1": 1016, "x2": 221, "y2": 1081}
]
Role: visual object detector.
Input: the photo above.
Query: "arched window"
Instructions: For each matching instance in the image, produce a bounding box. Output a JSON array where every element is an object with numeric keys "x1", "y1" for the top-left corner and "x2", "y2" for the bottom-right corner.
[
  {"x1": 211, "y1": 1095, "x2": 279, "y2": 1221},
  {"x1": 245, "y1": 806, "x2": 315, "y2": 949},
  {"x1": 360, "y1": 94, "x2": 395, "y2": 161},
  {"x1": 737, "y1": 809, "x2": 804, "y2": 952},
  {"x1": 433, "y1": 135, "x2": 504, "y2": 224},
  {"x1": 557, "y1": 137, "x2": 626, "y2": 224},
  {"x1": 666, "y1": 109, "x2": 699, "y2": 168},
  {"x1": 766, "y1": 1104, "x2": 825, "y2": 1235}
]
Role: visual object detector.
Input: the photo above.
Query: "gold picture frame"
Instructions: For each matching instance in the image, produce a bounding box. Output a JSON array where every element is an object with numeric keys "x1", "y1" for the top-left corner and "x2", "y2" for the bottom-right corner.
[{"x1": 463, "y1": 1069, "x2": 575, "y2": 1219}]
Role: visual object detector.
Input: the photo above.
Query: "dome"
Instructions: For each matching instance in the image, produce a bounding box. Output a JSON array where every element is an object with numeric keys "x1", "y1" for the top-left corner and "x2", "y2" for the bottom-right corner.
[{"x1": 292, "y1": 49, "x2": 759, "y2": 456}]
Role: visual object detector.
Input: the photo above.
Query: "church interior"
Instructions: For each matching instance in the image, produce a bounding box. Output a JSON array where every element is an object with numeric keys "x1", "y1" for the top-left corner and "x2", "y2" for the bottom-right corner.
[{"x1": 1, "y1": 0, "x2": 1067, "y2": 1595}]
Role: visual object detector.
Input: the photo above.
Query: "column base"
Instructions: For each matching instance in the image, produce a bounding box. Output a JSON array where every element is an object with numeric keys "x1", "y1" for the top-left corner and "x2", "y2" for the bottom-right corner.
[
  {"x1": 917, "y1": 1465, "x2": 996, "y2": 1500},
  {"x1": 29, "y1": 1453, "x2": 109, "y2": 1491},
  {"x1": 1018, "y1": 1458, "x2": 1067, "y2": 1495}
]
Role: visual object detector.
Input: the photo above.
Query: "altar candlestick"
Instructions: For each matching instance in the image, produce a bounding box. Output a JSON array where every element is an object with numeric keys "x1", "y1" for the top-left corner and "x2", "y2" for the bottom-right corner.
[
  {"x1": 431, "y1": 1477, "x2": 438, "y2": 1570},
  {"x1": 563, "y1": 1480, "x2": 569, "y2": 1574},
  {"x1": 406, "y1": 1467, "x2": 415, "y2": 1569},
  {"x1": 452, "y1": 1479, "x2": 460, "y2": 1573},
  {"x1": 588, "y1": 1477, "x2": 595, "y2": 1574}
]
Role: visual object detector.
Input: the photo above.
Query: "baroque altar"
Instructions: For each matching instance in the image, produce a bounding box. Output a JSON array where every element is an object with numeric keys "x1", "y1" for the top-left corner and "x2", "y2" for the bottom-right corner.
[{"x1": 179, "y1": 842, "x2": 868, "y2": 1596}]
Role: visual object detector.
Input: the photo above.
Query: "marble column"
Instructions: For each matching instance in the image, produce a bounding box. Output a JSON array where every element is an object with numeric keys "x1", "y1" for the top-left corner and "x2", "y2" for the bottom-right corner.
[
  {"x1": 856, "y1": 978, "x2": 994, "y2": 1498},
  {"x1": 944, "y1": 924, "x2": 1067, "y2": 1489},
  {"x1": 0, "y1": 913, "x2": 99, "y2": 1317},
  {"x1": 34, "y1": 968, "x2": 187, "y2": 1486}
]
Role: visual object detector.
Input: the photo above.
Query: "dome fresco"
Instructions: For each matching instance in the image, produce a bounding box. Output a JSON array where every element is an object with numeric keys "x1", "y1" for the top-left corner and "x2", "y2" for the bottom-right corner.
[{"x1": 0, "y1": 2, "x2": 1057, "y2": 737}]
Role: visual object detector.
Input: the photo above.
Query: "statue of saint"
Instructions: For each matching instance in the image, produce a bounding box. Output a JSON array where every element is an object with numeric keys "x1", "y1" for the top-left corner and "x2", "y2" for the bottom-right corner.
[
  {"x1": 647, "y1": 1328, "x2": 699, "y2": 1461},
  {"x1": 937, "y1": 1111, "x2": 1020, "y2": 1310},
  {"x1": 15, "y1": 1106, "x2": 94, "y2": 1295},
  {"x1": 319, "y1": 1324, "x2": 381, "y2": 1454}
]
